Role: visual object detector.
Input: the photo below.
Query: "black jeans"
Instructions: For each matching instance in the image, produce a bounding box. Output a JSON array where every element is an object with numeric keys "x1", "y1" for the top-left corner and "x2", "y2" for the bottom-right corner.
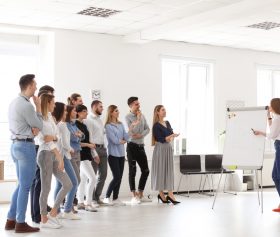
[
  {"x1": 106, "y1": 155, "x2": 125, "y2": 200},
  {"x1": 127, "y1": 142, "x2": 150, "y2": 192}
]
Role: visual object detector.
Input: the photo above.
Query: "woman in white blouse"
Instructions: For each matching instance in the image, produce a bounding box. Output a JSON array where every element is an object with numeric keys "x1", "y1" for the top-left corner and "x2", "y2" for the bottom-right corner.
[
  {"x1": 52, "y1": 102, "x2": 80, "y2": 220},
  {"x1": 37, "y1": 94, "x2": 72, "y2": 229},
  {"x1": 254, "y1": 98, "x2": 280, "y2": 212}
]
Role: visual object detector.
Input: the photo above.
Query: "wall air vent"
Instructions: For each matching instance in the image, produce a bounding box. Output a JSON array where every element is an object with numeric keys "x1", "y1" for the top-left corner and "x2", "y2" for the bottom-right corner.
[
  {"x1": 246, "y1": 21, "x2": 280, "y2": 30},
  {"x1": 77, "y1": 7, "x2": 121, "y2": 18}
]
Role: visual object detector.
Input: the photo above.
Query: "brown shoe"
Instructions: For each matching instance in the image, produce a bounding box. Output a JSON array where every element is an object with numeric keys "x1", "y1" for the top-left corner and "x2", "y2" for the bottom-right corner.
[
  {"x1": 15, "y1": 222, "x2": 40, "y2": 233},
  {"x1": 5, "y1": 219, "x2": 16, "y2": 230}
]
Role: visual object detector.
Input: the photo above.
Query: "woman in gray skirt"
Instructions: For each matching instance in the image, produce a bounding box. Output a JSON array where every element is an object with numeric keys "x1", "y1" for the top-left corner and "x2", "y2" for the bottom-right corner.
[{"x1": 151, "y1": 105, "x2": 180, "y2": 204}]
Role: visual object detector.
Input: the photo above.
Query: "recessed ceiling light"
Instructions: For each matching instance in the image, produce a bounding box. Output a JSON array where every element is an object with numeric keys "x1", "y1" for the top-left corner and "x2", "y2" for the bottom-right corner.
[
  {"x1": 246, "y1": 21, "x2": 280, "y2": 30},
  {"x1": 77, "y1": 7, "x2": 121, "y2": 18}
]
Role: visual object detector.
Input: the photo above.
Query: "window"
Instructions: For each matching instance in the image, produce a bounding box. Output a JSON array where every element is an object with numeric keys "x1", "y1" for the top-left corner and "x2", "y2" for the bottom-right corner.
[
  {"x1": 162, "y1": 57, "x2": 214, "y2": 154},
  {"x1": 0, "y1": 33, "x2": 54, "y2": 179},
  {"x1": 257, "y1": 65, "x2": 280, "y2": 152}
]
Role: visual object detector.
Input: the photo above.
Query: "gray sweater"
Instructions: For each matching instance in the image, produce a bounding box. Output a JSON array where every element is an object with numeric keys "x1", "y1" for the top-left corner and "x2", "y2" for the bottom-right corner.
[{"x1": 125, "y1": 112, "x2": 150, "y2": 145}]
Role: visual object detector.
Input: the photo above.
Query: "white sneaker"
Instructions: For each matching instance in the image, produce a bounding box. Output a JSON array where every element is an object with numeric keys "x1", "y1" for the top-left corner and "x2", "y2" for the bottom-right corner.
[
  {"x1": 98, "y1": 199, "x2": 113, "y2": 206},
  {"x1": 103, "y1": 197, "x2": 113, "y2": 205},
  {"x1": 57, "y1": 212, "x2": 64, "y2": 219},
  {"x1": 130, "y1": 197, "x2": 141, "y2": 205},
  {"x1": 32, "y1": 222, "x2": 40, "y2": 227},
  {"x1": 40, "y1": 220, "x2": 61, "y2": 229},
  {"x1": 91, "y1": 201, "x2": 100, "y2": 208},
  {"x1": 112, "y1": 199, "x2": 126, "y2": 206},
  {"x1": 63, "y1": 211, "x2": 81, "y2": 220},
  {"x1": 85, "y1": 205, "x2": 98, "y2": 212},
  {"x1": 48, "y1": 215, "x2": 63, "y2": 226},
  {"x1": 139, "y1": 196, "x2": 153, "y2": 203},
  {"x1": 77, "y1": 203, "x2": 86, "y2": 210}
]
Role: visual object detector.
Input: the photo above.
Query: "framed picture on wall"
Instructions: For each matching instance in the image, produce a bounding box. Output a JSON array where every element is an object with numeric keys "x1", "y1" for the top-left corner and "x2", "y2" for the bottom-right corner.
[{"x1": 91, "y1": 89, "x2": 101, "y2": 100}]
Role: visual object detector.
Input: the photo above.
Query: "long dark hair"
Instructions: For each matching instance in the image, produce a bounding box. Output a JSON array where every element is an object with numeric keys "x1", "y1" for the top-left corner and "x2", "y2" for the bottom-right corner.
[
  {"x1": 52, "y1": 102, "x2": 65, "y2": 123},
  {"x1": 65, "y1": 105, "x2": 75, "y2": 122}
]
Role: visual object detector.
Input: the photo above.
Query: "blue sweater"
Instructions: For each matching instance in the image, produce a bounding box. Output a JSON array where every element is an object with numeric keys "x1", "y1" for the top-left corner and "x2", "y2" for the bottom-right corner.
[{"x1": 105, "y1": 122, "x2": 129, "y2": 157}]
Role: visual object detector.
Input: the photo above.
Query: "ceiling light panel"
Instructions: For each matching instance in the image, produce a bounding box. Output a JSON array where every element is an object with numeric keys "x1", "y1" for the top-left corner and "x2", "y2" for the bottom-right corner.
[
  {"x1": 77, "y1": 6, "x2": 121, "y2": 18},
  {"x1": 246, "y1": 21, "x2": 280, "y2": 30}
]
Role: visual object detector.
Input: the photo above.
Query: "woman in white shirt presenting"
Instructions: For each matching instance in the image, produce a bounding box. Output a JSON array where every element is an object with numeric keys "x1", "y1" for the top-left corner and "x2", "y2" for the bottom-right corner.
[
  {"x1": 254, "y1": 98, "x2": 280, "y2": 212},
  {"x1": 52, "y1": 102, "x2": 80, "y2": 220},
  {"x1": 37, "y1": 94, "x2": 72, "y2": 229}
]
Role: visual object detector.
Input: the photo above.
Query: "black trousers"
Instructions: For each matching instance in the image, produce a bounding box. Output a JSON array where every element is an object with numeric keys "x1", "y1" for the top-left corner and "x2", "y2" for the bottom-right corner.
[
  {"x1": 126, "y1": 142, "x2": 150, "y2": 192},
  {"x1": 30, "y1": 145, "x2": 41, "y2": 223},
  {"x1": 30, "y1": 165, "x2": 41, "y2": 223},
  {"x1": 106, "y1": 155, "x2": 125, "y2": 200}
]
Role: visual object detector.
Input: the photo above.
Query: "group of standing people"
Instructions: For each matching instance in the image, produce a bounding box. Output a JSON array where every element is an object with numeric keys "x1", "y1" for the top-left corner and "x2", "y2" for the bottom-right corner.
[
  {"x1": 7, "y1": 74, "x2": 280, "y2": 234},
  {"x1": 5, "y1": 74, "x2": 180, "y2": 233}
]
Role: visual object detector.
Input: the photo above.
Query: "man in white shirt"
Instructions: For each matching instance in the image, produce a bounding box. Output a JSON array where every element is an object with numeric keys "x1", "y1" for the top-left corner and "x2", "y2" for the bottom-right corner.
[{"x1": 84, "y1": 100, "x2": 109, "y2": 205}]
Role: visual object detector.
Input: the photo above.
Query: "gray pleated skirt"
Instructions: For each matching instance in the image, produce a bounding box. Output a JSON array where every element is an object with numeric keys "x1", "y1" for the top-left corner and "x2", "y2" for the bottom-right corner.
[{"x1": 151, "y1": 142, "x2": 174, "y2": 191}]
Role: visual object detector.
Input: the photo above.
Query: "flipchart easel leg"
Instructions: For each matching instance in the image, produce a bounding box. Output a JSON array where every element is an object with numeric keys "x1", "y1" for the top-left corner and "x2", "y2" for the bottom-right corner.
[{"x1": 212, "y1": 170, "x2": 223, "y2": 209}]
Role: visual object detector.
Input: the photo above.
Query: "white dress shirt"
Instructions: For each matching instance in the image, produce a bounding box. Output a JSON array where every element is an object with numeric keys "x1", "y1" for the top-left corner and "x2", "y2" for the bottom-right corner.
[
  {"x1": 57, "y1": 121, "x2": 74, "y2": 160},
  {"x1": 268, "y1": 114, "x2": 280, "y2": 141},
  {"x1": 84, "y1": 113, "x2": 105, "y2": 145},
  {"x1": 37, "y1": 112, "x2": 59, "y2": 153}
]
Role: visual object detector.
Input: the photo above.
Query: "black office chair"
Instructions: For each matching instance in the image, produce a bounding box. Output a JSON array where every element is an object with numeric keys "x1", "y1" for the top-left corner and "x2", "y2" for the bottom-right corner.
[
  {"x1": 205, "y1": 154, "x2": 236, "y2": 195},
  {"x1": 177, "y1": 155, "x2": 206, "y2": 197}
]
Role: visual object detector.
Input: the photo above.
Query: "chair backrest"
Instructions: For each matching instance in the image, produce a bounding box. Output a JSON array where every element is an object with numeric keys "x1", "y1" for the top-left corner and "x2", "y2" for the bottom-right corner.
[
  {"x1": 180, "y1": 155, "x2": 201, "y2": 173},
  {"x1": 205, "y1": 154, "x2": 223, "y2": 172}
]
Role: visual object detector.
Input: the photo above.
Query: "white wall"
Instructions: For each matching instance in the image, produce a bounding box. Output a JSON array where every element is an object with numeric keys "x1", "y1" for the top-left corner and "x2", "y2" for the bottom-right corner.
[{"x1": 51, "y1": 29, "x2": 280, "y2": 197}]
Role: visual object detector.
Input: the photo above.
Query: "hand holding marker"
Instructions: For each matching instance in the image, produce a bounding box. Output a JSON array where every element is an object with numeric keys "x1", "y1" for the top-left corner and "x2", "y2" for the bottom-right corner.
[{"x1": 252, "y1": 128, "x2": 265, "y2": 136}]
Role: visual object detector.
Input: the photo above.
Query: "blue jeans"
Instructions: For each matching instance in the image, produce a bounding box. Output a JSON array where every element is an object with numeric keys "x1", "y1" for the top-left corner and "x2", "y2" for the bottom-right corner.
[
  {"x1": 273, "y1": 140, "x2": 280, "y2": 197},
  {"x1": 54, "y1": 157, "x2": 78, "y2": 213},
  {"x1": 7, "y1": 141, "x2": 37, "y2": 223}
]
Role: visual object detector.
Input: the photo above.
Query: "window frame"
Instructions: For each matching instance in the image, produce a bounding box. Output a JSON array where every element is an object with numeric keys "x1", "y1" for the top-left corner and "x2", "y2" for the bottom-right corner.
[
  {"x1": 161, "y1": 56, "x2": 215, "y2": 154},
  {"x1": 256, "y1": 64, "x2": 280, "y2": 153}
]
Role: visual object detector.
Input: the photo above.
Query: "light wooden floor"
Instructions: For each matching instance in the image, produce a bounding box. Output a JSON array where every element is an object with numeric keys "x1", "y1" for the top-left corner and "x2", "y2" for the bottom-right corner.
[{"x1": 1, "y1": 190, "x2": 280, "y2": 237}]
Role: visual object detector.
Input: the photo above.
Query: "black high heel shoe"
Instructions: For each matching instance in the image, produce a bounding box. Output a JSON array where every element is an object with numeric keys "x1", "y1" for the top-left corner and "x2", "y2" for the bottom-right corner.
[
  {"x1": 157, "y1": 194, "x2": 170, "y2": 204},
  {"x1": 166, "y1": 196, "x2": 180, "y2": 205}
]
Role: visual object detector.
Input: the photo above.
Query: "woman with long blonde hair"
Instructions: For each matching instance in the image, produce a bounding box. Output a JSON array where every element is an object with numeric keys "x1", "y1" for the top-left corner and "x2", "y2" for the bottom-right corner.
[
  {"x1": 151, "y1": 105, "x2": 180, "y2": 204},
  {"x1": 37, "y1": 94, "x2": 72, "y2": 228},
  {"x1": 103, "y1": 105, "x2": 129, "y2": 206}
]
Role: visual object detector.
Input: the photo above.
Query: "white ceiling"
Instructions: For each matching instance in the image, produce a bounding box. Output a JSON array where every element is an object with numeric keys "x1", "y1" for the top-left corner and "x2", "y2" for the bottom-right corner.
[{"x1": 0, "y1": 0, "x2": 280, "y2": 52}]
